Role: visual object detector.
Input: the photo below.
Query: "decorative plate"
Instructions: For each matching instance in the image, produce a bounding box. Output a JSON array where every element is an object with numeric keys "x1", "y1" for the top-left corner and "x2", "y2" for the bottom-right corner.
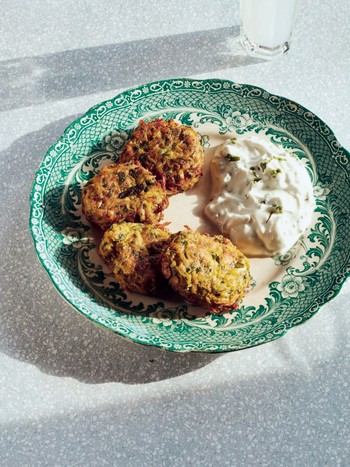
[{"x1": 29, "y1": 78, "x2": 350, "y2": 352}]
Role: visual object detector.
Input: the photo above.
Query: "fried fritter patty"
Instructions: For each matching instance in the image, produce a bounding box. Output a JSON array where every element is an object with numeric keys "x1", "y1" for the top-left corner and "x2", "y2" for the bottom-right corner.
[
  {"x1": 82, "y1": 161, "x2": 168, "y2": 230},
  {"x1": 120, "y1": 118, "x2": 204, "y2": 194},
  {"x1": 99, "y1": 222, "x2": 172, "y2": 295},
  {"x1": 160, "y1": 230, "x2": 250, "y2": 313}
]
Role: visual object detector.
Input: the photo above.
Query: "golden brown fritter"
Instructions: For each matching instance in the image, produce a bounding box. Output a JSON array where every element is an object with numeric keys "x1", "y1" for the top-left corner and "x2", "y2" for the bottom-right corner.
[
  {"x1": 99, "y1": 222, "x2": 172, "y2": 296},
  {"x1": 119, "y1": 118, "x2": 204, "y2": 194},
  {"x1": 82, "y1": 161, "x2": 168, "y2": 230},
  {"x1": 160, "y1": 230, "x2": 250, "y2": 313}
]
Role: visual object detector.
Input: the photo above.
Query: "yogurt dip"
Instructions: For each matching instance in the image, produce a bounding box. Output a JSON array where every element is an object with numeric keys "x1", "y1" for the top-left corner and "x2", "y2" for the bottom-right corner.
[{"x1": 205, "y1": 135, "x2": 315, "y2": 257}]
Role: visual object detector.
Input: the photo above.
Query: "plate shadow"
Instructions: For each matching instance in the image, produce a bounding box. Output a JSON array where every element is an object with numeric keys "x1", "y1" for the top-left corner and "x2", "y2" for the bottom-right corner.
[{"x1": 0, "y1": 117, "x2": 220, "y2": 384}]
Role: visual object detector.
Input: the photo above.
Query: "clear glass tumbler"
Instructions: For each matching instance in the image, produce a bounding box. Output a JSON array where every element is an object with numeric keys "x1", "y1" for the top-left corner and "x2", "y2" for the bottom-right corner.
[{"x1": 240, "y1": 0, "x2": 300, "y2": 59}]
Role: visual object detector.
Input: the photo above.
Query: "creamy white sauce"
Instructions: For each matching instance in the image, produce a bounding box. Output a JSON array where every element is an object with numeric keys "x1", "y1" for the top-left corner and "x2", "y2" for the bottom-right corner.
[{"x1": 205, "y1": 135, "x2": 315, "y2": 257}]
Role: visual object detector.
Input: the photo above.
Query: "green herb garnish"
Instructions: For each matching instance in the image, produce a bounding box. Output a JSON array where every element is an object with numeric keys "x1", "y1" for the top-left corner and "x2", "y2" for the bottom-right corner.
[
  {"x1": 270, "y1": 168, "x2": 282, "y2": 177},
  {"x1": 272, "y1": 156, "x2": 286, "y2": 162},
  {"x1": 225, "y1": 153, "x2": 240, "y2": 161},
  {"x1": 266, "y1": 204, "x2": 283, "y2": 223}
]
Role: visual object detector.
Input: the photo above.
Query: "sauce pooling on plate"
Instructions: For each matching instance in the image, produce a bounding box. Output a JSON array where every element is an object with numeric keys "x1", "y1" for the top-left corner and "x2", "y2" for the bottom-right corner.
[{"x1": 205, "y1": 136, "x2": 315, "y2": 257}]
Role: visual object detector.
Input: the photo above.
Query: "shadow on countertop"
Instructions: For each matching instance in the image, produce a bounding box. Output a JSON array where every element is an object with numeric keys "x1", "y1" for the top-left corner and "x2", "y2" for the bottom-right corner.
[
  {"x1": 0, "y1": 117, "x2": 219, "y2": 384},
  {"x1": 0, "y1": 26, "x2": 262, "y2": 112},
  {"x1": 2, "y1": 355, "x2": 349, "y2": 467}
]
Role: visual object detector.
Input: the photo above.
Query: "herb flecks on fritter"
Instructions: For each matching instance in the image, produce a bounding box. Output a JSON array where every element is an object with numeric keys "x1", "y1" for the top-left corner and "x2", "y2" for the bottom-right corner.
[
  {"x1": 99, "y1": 222, "x2": 172, "y2": 296},
  {"x1": 120, "y1": 118, "x2": 204, "y2": 194},
  {"x1": 82, "y1": 161, "x2": 168, "y2": 230},
  {"x1": 160, "y1": 229, "x2": 250, "y2": 313}
]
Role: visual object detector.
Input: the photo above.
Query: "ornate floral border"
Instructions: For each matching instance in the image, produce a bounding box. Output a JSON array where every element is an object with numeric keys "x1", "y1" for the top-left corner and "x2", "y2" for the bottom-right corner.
[{"x1": 29, "y1": 78, "x2": 350, "y2": 352}]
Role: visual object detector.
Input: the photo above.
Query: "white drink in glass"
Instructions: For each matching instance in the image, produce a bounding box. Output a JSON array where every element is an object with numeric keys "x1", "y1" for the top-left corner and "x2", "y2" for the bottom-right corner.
[{"x1": 240, "y1": 0, "x2": 299, "y2": 59}]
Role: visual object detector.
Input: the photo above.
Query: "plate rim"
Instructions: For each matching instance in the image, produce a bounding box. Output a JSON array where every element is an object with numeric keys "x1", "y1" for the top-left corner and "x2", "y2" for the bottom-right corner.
[{"x1": 29, "y1": 77, "x2": 350, "y2": 352}]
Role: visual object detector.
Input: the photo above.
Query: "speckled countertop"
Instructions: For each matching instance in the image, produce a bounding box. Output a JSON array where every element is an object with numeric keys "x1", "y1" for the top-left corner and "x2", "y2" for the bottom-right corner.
[{"x1": 1, "y1": 1, "x2": 349, "y2": 465}]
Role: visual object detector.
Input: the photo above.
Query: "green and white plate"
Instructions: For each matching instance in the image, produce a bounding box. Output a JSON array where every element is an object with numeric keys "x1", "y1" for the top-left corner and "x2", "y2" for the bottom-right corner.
[{"x1": 29, "y1": 78, "x2": 350, "y2": 352}]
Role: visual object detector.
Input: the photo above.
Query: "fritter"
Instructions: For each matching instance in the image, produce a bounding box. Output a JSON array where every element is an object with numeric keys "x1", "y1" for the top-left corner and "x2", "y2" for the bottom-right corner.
[
  {"x1": 120, "y1": 118, "x2": 204, "y2": 194},
  {"x1": 82, "y1": 161, "x2": 168, "y2": 230},
  {"x1": 160, "y1": 230, "x2": 250, "y2": 313},
  {"x1": 99, "y1": 222, "x2": 172, "y2": 296}
]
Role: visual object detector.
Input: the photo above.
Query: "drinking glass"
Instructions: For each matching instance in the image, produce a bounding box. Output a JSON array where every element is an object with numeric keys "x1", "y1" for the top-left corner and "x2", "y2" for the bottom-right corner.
[{"x1": 240, "y1": 0, "x2": 300, "y2": 59}]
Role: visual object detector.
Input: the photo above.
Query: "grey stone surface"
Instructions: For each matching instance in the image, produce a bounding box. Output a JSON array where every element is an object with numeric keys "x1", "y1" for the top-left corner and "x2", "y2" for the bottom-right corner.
[{"x1": 0, "y1": 0, "x2": 349, "y2": 466}]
